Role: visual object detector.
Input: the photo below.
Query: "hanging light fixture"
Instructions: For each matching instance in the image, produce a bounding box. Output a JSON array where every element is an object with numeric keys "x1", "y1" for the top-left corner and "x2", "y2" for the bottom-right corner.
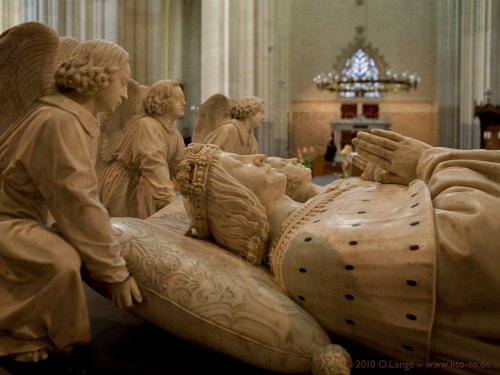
[
  {"x1": 313, "y1": 57, "x2": 420, "y2": 98},
  {"x1": 313, "y1": 0, "x2": 420, "y2": 98}
]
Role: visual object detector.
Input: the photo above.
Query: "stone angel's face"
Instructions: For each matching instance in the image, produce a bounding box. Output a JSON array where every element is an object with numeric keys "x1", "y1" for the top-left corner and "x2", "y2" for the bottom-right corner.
[
  {"x1": 218, "y1": 152, "x2": 286, "y2": 204},
  {"x1": 95, "y1": 63, "x2": 131, "y2": 114},
  {"x1": 248, "y1": 107, "x2": 265, "y2": 129},
  {"x1": 170, "y1": 86, "x2": 186, "y2": 119}
]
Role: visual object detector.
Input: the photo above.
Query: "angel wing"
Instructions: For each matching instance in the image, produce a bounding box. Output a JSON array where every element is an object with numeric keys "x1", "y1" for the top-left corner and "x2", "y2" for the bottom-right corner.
[
  {"x1": 98, "y1": 79, "x2": 149, "y2": 163},
  {"x1": 192, "y1": 93, "x2": 232, "y2": 143},
  {"x1": 0, "y1": 22, "x2": 59, "y2": 140},
  {"x1": 58, "y1": 36, "x2": 80, "y2": 66}
]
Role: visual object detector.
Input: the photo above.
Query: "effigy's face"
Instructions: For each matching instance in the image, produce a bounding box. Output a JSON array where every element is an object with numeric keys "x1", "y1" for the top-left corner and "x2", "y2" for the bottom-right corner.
[
  {"x1": 95, "y1": 62, "x2": 131, "y2": 113},
  {"x1": 218, "y1": 152, "x2": 286, "y2": 203},
  {"x1": 264, "y1": 157, "x2": 312, "y2": 182}
]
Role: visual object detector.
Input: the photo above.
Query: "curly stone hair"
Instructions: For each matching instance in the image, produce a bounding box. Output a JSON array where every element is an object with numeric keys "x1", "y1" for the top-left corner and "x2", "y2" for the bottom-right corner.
[
  {"x1": 55, "y1": 39, "x2": 129, "y2": 95},
  {"x1": 143, "y1": 79, "x2": 182, "y2": 116},
  {"x1": 230, "y1": 96, "x2": 264, "y2": 119}
]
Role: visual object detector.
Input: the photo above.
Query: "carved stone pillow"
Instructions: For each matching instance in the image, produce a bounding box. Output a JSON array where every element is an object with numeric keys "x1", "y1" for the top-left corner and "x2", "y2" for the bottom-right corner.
[{"x1": 110, "y1": 215, "x2": 350, "y2": 374}]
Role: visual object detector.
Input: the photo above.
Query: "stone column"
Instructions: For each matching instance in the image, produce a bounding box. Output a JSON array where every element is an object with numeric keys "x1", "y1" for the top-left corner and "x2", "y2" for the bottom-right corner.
[
  {"x1": 437, "y1": 0, "x2": 460, "y2": 148},
  {"x1": 488, "y1": 0, "x2": 500, "y2": 106},
  {"x1": 437, "y1": 0, "x2": 497, "y2": 149},
  {"x1": 116, "y1": 0, "x2": 181, "y2": 86},
  {"x1": 0, "y1": 0, "x2": 20, "y2": 32},
  {"x1": 14, "y1": 0, "x2": 181, "y2": 88},
  {"x1": 161, "y1": 0, "x2": 184, "y2": 81},
  {"x1": 458, "y1": 0, "x2": 487, "y2": 149},
  {"x1": 18, "y1": 0, "x2": 117, "y2": 41},
  {"x1": 201, "y1": 0, "x2": 254, "y2": 99},
  {"x1": 179, "y1": 0, "x2": 201, "y2": 140},
  {"x1": 254, "y1": 0, "x2": 289, "y2": 156},
  {"x1": 200, "y1": 0, "x2": 289, "y2": 156}
]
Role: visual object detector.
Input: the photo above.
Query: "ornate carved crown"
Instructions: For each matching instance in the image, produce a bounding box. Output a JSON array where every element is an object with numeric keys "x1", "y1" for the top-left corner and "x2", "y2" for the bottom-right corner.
[{"x1": 176, "y1": 143, "x2": 221, "y2": 238}]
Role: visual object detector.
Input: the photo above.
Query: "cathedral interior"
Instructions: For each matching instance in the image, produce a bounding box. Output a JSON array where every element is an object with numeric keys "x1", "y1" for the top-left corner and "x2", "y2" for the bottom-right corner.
[{"x1": 1, "y1": 0, "x2": 500, "y2": 374}]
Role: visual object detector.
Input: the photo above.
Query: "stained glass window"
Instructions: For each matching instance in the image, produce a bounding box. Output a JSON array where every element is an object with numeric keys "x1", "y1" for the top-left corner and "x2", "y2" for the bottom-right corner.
[{"x1": 340, "y1": 49, "x2": 380, "y2": 98}]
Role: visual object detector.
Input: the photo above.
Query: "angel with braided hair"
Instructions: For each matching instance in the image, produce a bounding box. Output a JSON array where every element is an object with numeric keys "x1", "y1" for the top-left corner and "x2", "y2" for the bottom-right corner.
[
  {"x1": 0, "y1": 22, "x2": 142, "y2": 363},
  {"x1": 192, "y1": 94, "x2": 265, "y2": 154},
  {"x1": 96, "y1": 79, "x2": 186, "y2": 219}
]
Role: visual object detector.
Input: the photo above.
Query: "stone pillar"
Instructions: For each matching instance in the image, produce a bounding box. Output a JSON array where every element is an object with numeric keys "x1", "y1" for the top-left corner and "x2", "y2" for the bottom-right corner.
[
  {"x1": 116, "y1": 0, "x2": 180, "y2": 86},
  {"x1": 437, "y1": 0, "x2": 497, "y2": 149},
  {"x1": 201, "y1": 0, "x2": 254, "y2": 99},
  {"x1": 161, "y1": 0, "x2": 184, "y2": 81},
  {"x1": 200, "y1": 0, "x2": 289, "y2": 156},
  {"x1": 437, "y1": 0, "x2": 460, "y2": 148},
  {"x1": 0, "y1": 0, "x2": 20, "y2": 32},
  {"x1": 18, "y1": 0, "x2": 117, "y2": 41},
  {"x1": 254, "y1": 0, "x2": 289, "y2": 156},
  {"x1": 14, "y1": 0, "x2": 181, "y2": 88},
  {"x1": 179, "y1": 0, "x2": 201, "y2": 140},
  {"x1": 489, "y1": 0, "x2": 500, "y2": 105},
  {"x1": 459, "y1": 0, "x2": 488, "y2": 149}
]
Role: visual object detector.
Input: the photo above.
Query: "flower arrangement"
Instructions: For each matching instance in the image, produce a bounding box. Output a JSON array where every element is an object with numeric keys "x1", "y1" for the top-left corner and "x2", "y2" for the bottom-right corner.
[
  {"x1": 339, "y1": 144, "x2": 354, "y2": 178},
  {"x1": 296, "y1": 146, "x2": 315, "y2": 169}
]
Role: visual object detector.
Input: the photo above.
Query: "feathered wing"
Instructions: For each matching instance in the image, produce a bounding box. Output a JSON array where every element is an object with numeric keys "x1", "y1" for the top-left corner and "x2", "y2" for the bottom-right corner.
[
  {"x1": 99, "y1": 80, "x2": 149, "y2": 163},
  {"x1": 0, "y1": 22, "x2": 59, "y2": 140},
  {"x1": 57, "y1": 36, "x2": 80, "y2": 65},
  {"x1": 192, "y1": 93, "x2": 232, "y2": 143}
]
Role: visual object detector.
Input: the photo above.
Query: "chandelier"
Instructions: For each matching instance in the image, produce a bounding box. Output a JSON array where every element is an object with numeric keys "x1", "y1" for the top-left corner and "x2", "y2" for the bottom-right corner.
[
  {"x1": 313, "y1": 1, "x2": 420, "y2": 98},
  {"x1": 313, "y1": 49, "x2": 420, "y2": 98}
]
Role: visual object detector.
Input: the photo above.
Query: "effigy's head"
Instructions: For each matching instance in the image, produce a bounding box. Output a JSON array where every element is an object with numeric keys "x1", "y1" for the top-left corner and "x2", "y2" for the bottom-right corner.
[
  {"x1": 264, "y1": 156, "x2": 315, "y2": 202},
  {"x1": 177, "y1": 143, "x2": 278, "y2": 264},
  {"x1": 144, "y1": 79, "x2": 185, "y2": 118},
  {"x1": 55, "y1": 39, "x2": 130, "y2": 97}
]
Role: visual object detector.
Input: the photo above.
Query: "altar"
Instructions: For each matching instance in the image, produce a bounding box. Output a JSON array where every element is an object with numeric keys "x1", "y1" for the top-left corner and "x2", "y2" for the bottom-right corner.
[
  {"x1": 331, "y1": 115, "x2": 391, "y2": 152},
  {"x1": 330, "y1": 115, "x2": 391, "y2": 176}
]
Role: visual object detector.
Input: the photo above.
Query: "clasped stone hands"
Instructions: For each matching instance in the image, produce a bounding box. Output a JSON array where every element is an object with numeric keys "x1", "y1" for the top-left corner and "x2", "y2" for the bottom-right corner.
[{"x1": 352, "y1": 129, "x2": 431, "y2": 185}]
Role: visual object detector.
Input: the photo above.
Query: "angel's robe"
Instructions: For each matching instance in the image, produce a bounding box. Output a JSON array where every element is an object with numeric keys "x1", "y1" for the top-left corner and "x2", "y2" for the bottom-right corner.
[
  {"x1": 97, "y1": 115, "x2": 185, "y2": 219},
  {"x1": 0, "y1": 95, "x2": 129, "y2": 356},
  {"x1": 201, "y1": 120, "x2": 258, "y2": 155}
]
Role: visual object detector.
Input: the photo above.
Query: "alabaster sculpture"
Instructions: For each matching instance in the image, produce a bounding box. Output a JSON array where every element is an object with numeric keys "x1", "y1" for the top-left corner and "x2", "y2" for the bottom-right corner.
[
  {"x1": 176, "y1": 136, "x2": 500, "y2": 369},
  {"x1": 57, "y1": 35, "x2": 100, "y2": 164},
  {"x1": 58, "y1": 36, "x2": 80, "y2": 65},
  {"x1": 0, "y1": 22, "x2": 142, "y2": 363},
  {"x1": 108, "y1": 209, "x2": 352, "y2": 375},
  {"x1": 192, "y1": 93, "x2": 265, "y2": 154},
  {"x1": 264, "y1": 156, "x2": 324, "y2": 203},
  {"x1": 97, "y1": 79, "x2": 186, "y2": 219},
  {"x1": 0, "y1": 23, "x2": 351, "y2": 374}
]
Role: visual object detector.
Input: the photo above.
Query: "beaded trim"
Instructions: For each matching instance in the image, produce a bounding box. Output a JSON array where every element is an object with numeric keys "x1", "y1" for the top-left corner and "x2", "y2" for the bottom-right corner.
[{"x1": 176, "y1": 143, "x2": 221, "y2": 238}]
